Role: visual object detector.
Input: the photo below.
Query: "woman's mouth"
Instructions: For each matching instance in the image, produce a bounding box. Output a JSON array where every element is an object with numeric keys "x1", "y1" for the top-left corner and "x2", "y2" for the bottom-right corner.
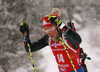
[{"x1": 51, "y1": 35, "x2": 54, "y2": 38}]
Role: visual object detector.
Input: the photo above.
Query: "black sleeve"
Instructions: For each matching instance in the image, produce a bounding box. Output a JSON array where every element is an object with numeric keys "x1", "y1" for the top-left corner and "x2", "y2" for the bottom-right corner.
[
  {"x1": 63, "y1": 26, "x2": 82, "y2": 49},
  {"x1": 24, "y1": 34, "x2": 49, "y2": 52}
]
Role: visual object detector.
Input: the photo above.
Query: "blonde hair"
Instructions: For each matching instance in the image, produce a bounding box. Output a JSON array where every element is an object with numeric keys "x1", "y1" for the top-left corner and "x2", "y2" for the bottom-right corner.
[
  {"x1": 44, "y1": 8, "x2": 61, "y2": 17},
  {"x1": 51, "y1": 8, "x2": 61, "y2": 16}
]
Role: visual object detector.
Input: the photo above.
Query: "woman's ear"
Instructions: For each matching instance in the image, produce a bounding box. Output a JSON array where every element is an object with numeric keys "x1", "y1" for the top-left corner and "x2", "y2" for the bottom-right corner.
[{"x1": 54, "y1": 25, "x2": 60, "y2": 30}]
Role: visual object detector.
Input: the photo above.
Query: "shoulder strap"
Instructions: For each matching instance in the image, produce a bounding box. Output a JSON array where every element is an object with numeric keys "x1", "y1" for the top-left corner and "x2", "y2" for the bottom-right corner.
[{"x1": 62, "y1": 32, "x2": 79, "y2": 54}]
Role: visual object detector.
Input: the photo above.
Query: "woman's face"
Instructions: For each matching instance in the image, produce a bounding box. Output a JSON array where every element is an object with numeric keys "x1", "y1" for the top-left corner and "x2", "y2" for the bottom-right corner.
[{"x1": 43, "y1": 25, "x2": 58, "y2": 39}]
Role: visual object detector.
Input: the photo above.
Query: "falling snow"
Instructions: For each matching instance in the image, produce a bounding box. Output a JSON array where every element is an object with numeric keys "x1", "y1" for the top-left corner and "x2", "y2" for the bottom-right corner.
[{"x1": 0, "y1": 0, "x2": 100, "y2": 72}]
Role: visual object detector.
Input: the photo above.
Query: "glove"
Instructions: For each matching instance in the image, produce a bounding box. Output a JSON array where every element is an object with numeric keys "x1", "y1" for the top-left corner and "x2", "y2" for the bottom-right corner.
[
  {"x1": 48, "y1": 15, "x2": 62, "y2": 27},
  {"x1": 67, "y1": 21, "x2": 76, "y2": 31},
  {"x1": 67, "y1": 22, "x2": 74, "y2": 27},
  {"x1": 20, "y1": 21, "x2": 29, "y2": 35}
]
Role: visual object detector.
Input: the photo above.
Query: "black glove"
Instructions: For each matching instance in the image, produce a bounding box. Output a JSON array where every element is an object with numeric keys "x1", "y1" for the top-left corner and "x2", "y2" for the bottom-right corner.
[
  {"x1": 48, "y1": 15, "x2": 62, "y2": 27},
  {"x1": 67, "y1": 22, "x2": 73, "y2": 27},
  {"x1": 67, "y1": 22, "x2": 76, "y2": 31},
  {"x1": 20, "y1": 21, "x2": 29, "y2": 34}
]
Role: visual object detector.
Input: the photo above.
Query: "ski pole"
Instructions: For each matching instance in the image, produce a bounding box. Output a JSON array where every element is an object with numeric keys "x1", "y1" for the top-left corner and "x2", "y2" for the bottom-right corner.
[
  {"x1": 60, "y1": 37, "x2": 77, "y2": 72},
  {"x1": 64, "y1": 0, "x2": 76, "y2": 31},
  {"x1": 24, "y1": 31, "x2": 36, "y2": 72},
  {"x1": 20, "y1": 21, "x2": 36, "y2": 72},
  {"x1": 56, "y1": 28, "x2": 77, "y2": 72}
]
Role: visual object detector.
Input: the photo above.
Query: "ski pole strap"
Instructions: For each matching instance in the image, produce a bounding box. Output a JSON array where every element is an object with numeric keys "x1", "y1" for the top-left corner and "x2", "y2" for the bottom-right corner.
[
  {"x1": 27, "y1": 43, "x2": 36, "y2": 72},
  {"x1": 59, "y1": 37, "x2": 77, "y2": 72}
]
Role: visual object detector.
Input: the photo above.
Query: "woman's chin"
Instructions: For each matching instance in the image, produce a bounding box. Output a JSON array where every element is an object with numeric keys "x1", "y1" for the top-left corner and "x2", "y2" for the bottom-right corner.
[{"x1": 51, "y1": 35, "x2": 56, "y2": 39}]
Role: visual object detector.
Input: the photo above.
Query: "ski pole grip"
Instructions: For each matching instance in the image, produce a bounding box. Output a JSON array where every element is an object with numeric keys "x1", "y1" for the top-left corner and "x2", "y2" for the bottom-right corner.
[
  {"x1": 24, "y1": 31, "x2": 28, "y2": 36},
  {"x1": 24, "y1": 31, "x2": 29, "y2": 43}
]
